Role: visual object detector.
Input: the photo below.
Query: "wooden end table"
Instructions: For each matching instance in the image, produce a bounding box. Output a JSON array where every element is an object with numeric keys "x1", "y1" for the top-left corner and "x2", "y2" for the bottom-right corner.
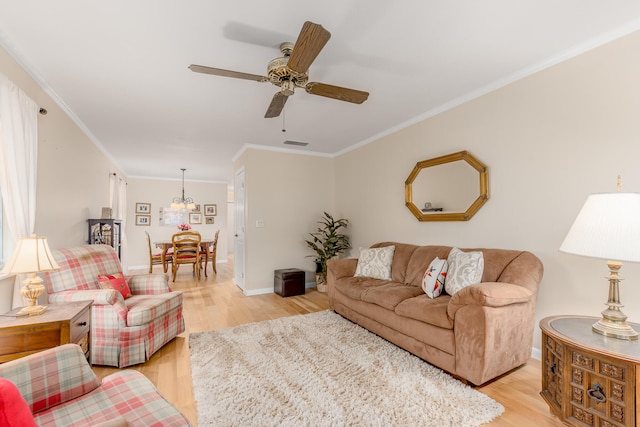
[
  {"x1": 0, "y1": 300, "x2": 92, "y2": 363},
  {"x1": 540, "y1": 315, "x2": 640, "y2": 426}
]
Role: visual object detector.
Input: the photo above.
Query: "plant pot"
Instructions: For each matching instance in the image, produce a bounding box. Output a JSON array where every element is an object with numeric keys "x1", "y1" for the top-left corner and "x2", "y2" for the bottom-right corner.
[{"x1": 316, "y1": 272, "x2": 327, "y2": 293}]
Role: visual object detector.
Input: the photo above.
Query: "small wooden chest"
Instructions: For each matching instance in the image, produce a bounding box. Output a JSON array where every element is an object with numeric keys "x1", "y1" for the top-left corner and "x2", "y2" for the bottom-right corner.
[{"x1": 274, "y1": 268, "x2": 305, "y2": 297}]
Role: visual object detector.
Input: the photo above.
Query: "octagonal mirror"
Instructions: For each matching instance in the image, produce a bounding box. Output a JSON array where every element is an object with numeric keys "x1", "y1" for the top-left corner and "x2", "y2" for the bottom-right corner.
[{"x1": 405, "y1": 151, "x2": 489, "y2": 221}]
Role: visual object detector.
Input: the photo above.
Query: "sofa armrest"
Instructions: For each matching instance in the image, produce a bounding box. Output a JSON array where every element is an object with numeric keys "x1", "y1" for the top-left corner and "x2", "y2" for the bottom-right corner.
[
  {"x1": 0, "y1": 344, "x2": 100, "y2": 414},
  {"x1": 451, "y1": 282, "x2": 538, "y2": 385},
  {"x1": 48, "y1": 289, "x2": 120, "y2": 306},
  {"x1": 327, "y1": 258, "x2": 358, "y2": 281},
  {"x1": 48, "y1": 290, "x2": 128, "y2": 322},
  {"x1": 126, "y1": 274, "x2": 172, "y2": 295},
  {"x1": 447, "y1": 282, "x2": 534, "y2": 319}
]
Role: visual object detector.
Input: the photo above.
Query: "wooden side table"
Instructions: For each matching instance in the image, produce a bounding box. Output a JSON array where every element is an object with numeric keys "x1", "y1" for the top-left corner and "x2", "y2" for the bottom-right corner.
[
  {"x1": 540, "y1": 315, "x2": 640, "y2": 427},
  {"x1": 0, "y1": 300, "x2": 92, "y2": 363}
]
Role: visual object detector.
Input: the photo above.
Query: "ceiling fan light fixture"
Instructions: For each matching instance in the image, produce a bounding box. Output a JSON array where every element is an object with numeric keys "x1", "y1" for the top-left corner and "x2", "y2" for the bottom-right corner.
[{"x1": 281, "y1": 80, "x2": 295, "y2": 96}]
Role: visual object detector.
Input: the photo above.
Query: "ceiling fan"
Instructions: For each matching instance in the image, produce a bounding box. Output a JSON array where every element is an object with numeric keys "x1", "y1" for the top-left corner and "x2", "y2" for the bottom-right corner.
[{"x1": 189, "y1": 21, "x2": 369, "y2": 118}]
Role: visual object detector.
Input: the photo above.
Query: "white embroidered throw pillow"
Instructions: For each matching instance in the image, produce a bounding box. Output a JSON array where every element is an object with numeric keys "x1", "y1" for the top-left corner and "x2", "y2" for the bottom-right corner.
[
  {"x1": 354, "y1": 245, "x2": 395, "y2": 280},
  {"x1": 422, "y1": 257, "x2": 448, "y2": 298},
  {"x1": 444, "y1": 247, "x2": 484, "y2": 295}
]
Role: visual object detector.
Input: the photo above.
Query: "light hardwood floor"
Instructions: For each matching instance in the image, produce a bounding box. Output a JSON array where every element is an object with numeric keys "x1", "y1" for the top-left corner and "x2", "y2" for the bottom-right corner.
[{"x1": 93, "y1": 259, "x2": 563, "y2": 426}]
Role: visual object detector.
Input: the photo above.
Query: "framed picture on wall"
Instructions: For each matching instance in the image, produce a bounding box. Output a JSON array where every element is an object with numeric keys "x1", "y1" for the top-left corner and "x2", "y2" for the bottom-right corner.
[
  {"x1": 136, "y1": 215, "x2": 151, "y2": 226},
  {"x1": 192, "y1": 204, "x2": 201, "y2": 212},
  {"x1": 189, "y1": 213, "x2": 202, "y2": 224},
  {"x1": 159, "y1": 207, "x2": 186, "y2": 226},
  {"x1": 204, "y1": 204, "x2": 217, "y2": 216},
  {"x1": 205, "y1": 216, "x2": 215, "y2": 224},
  {"x1": 136, "y1": 202, "x2": 151, "y2": 214}
]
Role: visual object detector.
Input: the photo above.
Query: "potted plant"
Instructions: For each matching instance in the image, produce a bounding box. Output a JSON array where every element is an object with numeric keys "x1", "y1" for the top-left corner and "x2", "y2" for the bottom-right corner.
[{"x1": 305, "y1": 212, "x2": 351, "y2": 292}]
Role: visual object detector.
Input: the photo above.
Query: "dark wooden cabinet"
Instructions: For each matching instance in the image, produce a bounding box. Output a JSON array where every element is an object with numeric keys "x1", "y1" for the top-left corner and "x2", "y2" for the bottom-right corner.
[{"x1": 88, "y1": 218, "x2": 122, "y2": 259}]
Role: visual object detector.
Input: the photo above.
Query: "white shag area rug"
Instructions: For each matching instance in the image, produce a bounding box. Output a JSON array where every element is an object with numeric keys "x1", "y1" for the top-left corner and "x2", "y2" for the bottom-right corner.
[{"x1": 189, "y1": 310, "x2": 504, "y2": 427}]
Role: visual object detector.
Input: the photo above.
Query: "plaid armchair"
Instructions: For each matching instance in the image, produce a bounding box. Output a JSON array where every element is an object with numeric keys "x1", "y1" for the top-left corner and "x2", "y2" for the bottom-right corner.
[
  {"x1": 43, "y1": 245, "x2": 185, "y2": 367},
  {"x1": 0, "y1": 343, "x2": 191, "y2": 426}
]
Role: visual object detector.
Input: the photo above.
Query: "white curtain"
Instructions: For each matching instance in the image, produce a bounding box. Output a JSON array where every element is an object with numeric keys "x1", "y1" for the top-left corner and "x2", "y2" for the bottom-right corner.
[
  {"x1": 117, "y1": 177, "x2": 128, "y2": 272},
  {"x1": 0, "y1": 74, "x2": 40, "y2": 308},
  {"x1": 109, "y1": 172, "x2": 116, "y2": 214}
]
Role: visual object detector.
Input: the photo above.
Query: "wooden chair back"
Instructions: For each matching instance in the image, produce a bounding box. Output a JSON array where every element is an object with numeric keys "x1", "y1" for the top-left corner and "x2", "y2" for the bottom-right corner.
[
  {"x1": 146, "y1": 231, "x2": 171, "y2": 274},
  {"x1": 199, "y1": 229, "x2": 221, "y2": 276},
  {"x1": 210, "y1": 230, "x2": 220, "y2": 274},
  {"x1": 171, "y1": 231, "x2": 202, "y2": 281}
]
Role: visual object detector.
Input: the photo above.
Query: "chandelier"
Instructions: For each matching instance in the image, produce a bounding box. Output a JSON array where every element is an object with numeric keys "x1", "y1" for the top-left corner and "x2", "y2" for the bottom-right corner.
[{"x1": 171, "y1": 168, "x2": 195, "y2": 210}]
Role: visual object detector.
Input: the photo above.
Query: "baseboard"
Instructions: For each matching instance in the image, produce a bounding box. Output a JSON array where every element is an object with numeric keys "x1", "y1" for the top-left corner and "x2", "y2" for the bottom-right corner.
[
  {"x1": 243, "y1": 287, "x2": 275, "y2": 296},
  {"x1": 531, "y1": 346, "x2": 541, "y2": 360},
  {"x1": 244, "y1": 282, "x2": 317, "y2": 296}
]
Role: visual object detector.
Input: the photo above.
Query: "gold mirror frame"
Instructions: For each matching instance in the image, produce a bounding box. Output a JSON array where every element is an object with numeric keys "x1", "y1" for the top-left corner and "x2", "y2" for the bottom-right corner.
[{"x1": 405, "y1": 150, "x2": 489, "y2": 221}]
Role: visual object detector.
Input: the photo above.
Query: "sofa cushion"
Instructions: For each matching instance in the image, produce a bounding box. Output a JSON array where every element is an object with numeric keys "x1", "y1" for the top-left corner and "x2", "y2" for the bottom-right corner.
[
  {"x1": 355, "y1": 246, "x2": 395, "y2": 280},
  {"x1": 445, "y1": 248, "x2": 484, "y2": 295},
  {"x1": 0, "y1": 344, "x2": 101, "y2": 414},
  {"x1": 32, "y1": 370, "x2": 190, "y2": 426},
  {"x1": 395, "y1": 294, "x2": 454, "y2": 329},
  {"x1": 98, "y1": 273, "x2": 132, "y2": 299},
  {"x1": 371, "y1": 242, "x2": 420, "y2": 284},
  {"x1": 421, "y1": 257, "x2": 447, "y2": 298},
  {"x1": 0, "y1": 378, "x2": 37, "y2": 427},
  {"x1": 125, "y1": 292, "x2": 183, "y2": 327},
  {"x1": 405, "y1": 246, "x2": 452, "y2": 287},
  {"x1": 333, "y1": 277, "x2": 388, "y2": 301},
  {"x1": 44, "y1": 246, "x2": 122, "y2": 294},
  {"x1": 361, "y1": 282, "x2": 424, "y2": 311}
]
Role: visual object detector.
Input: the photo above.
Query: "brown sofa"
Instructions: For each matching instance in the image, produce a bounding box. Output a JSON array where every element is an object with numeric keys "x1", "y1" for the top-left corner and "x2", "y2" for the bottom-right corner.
[{"x1": 327, "y1": 242, "x2": 544, "y2": 385}]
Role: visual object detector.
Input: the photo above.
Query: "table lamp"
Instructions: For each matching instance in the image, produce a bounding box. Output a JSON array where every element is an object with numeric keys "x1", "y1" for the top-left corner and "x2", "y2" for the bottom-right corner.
[
  {"x1": 559, "y1": 182, "x2": 640, "y2": 340},
  {"x1": 0, "y1": 235, "x2": 59, "y2": 316}
]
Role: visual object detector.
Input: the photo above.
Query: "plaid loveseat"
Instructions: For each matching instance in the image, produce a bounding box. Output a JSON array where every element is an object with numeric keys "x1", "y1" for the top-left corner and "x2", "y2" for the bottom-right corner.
[
  {"x1": 43, "y1": 245, "x2": 185, "y2": 367},
  {"x1": 0, "y1": 343, "x2": 191, "y2": 426}
]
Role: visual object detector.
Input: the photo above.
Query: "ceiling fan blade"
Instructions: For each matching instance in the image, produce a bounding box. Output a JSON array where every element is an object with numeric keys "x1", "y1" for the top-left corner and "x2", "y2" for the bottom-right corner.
[
  {"x1": 265, "y1": 92, "x2": 288, "y2": 118},
  {"x1": 287, "y1": 21, "x2": 331, "y2": 74},
  {"x1": 188, "y1": 64, "x2": 268, "y2": 82},
  {"x1": 305, "y1": 82, "x2": 369, "y2": 104}
]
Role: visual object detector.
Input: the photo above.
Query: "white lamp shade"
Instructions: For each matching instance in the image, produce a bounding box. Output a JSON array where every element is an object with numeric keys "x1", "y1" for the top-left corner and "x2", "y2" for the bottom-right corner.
[
  {"x1": 1, "y1": 235, "x2": 59, "y2": 274},
  {"x1": 560, "y1": 192, "x2": 640, "y2": 263}
]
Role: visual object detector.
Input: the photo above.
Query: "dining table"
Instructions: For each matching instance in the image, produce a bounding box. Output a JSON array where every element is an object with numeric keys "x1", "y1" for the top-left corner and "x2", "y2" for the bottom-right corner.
[{"x1": 154, "y1": 238, "x2": 216, "y2": 277}]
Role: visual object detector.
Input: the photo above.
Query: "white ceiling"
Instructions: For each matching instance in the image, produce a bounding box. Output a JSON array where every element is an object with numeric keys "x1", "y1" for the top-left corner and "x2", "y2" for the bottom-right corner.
[{"x1": 1, "y1": 1, "x2": 640, "y2": 183}]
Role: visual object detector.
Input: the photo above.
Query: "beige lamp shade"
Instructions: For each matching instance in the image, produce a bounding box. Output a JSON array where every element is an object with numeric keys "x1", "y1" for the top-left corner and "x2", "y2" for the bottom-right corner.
[
  {"x1": 1, "y1": 235, "x2": 59, "y2": 274},
  {"x1": 560, "y1": 191, "x2": 640, "y2": 340},
  {"x1": 559, "y1": 192, "x2": 640, "y2": 263}
]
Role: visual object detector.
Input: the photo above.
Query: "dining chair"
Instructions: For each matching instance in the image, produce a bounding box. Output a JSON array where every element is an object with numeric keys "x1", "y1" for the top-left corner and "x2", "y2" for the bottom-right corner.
[
  {"x1": 146, "y1": 231, "x2": 171, "y2": 273},
  {"x1": 172, "y1": 230, "x2": 202, "y2": 282},
  {"x1": 199, "y1": 229, "x2": 220, "y2": 276}
]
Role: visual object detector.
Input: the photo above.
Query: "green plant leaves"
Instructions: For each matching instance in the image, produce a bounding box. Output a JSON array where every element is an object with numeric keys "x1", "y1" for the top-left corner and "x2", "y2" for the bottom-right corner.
[{"x1": 304, "y1": 211, "x2": 351, "y2": 276}]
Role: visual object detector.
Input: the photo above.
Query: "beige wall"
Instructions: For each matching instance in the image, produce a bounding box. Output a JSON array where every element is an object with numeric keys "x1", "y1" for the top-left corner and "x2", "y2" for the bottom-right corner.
[
  {"x1": 125, "y1": 177, "x2": 228, "y2": 269},
  {"x1": 0, "y1": 45, "x2": 124, "y2": 312},
  {"x1": 234, "y1": 148, "x2": 334, "y2": 293},
  {"x1": 335, "y1": 30, "x2": 640, "y2": 351}
]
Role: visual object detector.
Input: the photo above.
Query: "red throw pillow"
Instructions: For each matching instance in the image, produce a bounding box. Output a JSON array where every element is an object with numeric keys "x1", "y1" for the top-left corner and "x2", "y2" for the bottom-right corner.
[
  {"x1": 97, "y1": 273, "x2": 132, "y2": 299},
  {"x1": 0, "y1": 378, "x2": 38, "y2": 427}
]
